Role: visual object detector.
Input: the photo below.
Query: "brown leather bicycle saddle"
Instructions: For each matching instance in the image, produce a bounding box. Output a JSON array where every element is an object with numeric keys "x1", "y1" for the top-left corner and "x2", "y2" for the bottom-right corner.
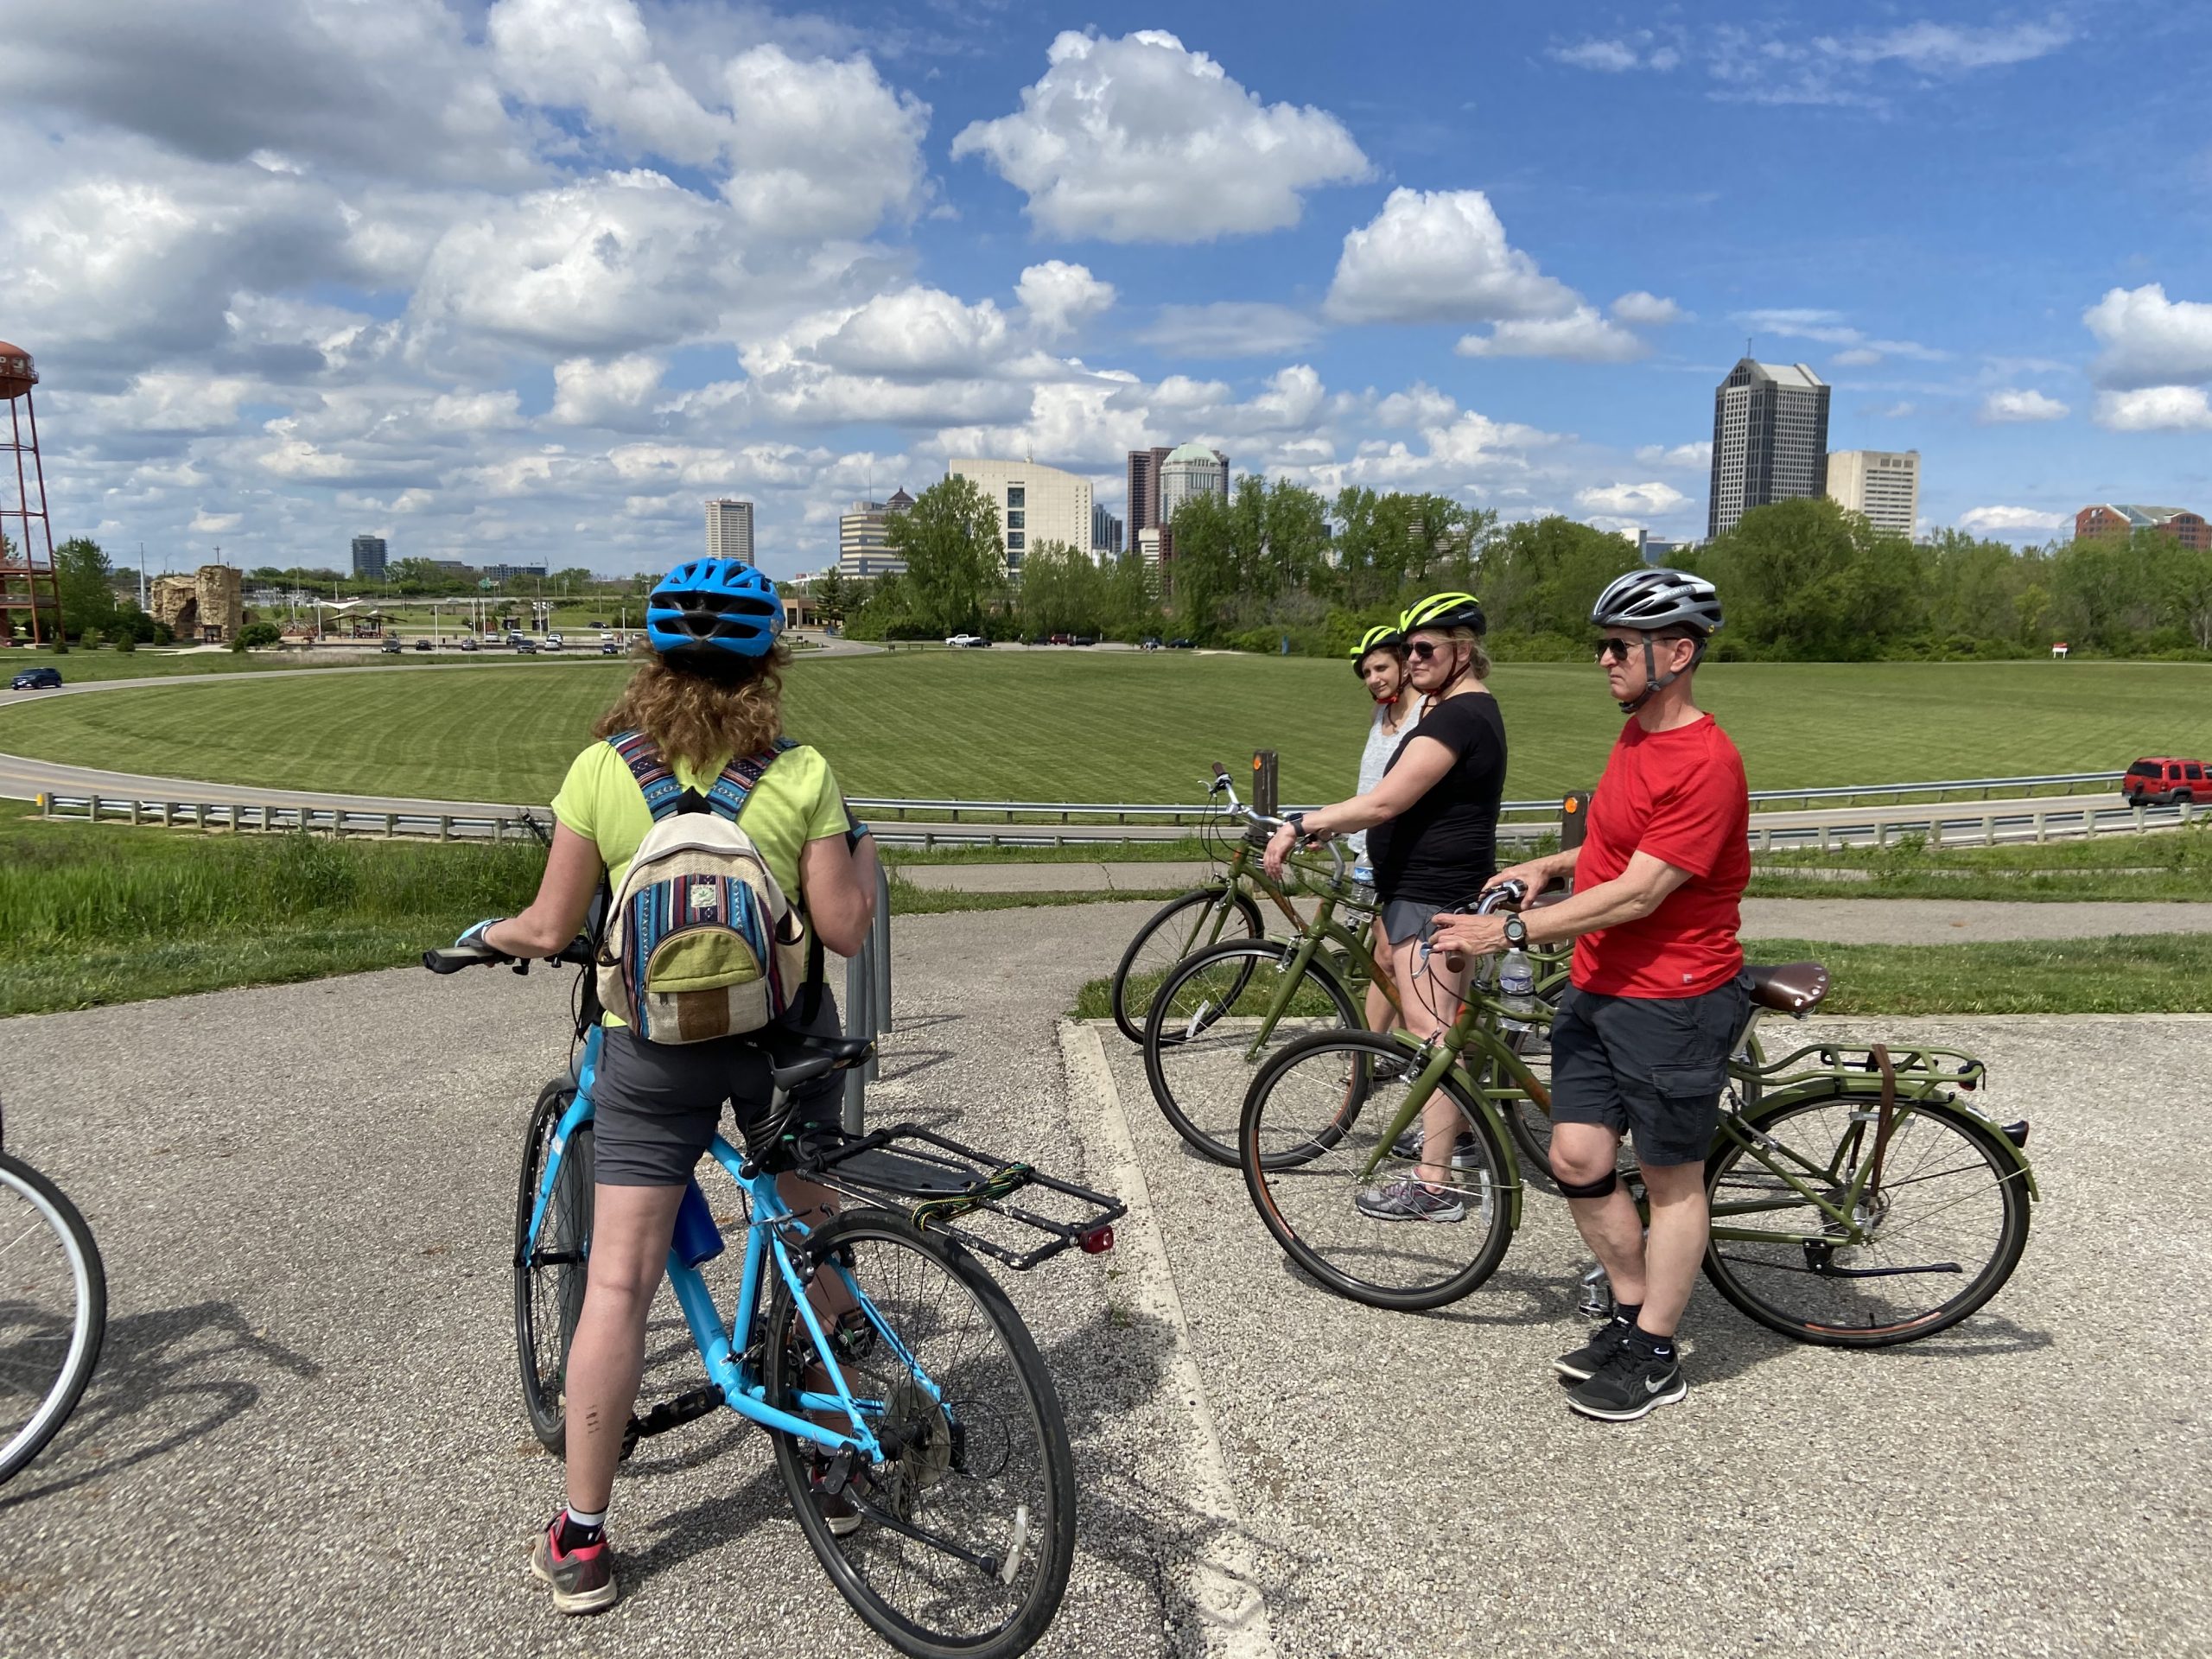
[{"x1": 1745, "y1": 961, "x2": 1829, "y2": 1014}]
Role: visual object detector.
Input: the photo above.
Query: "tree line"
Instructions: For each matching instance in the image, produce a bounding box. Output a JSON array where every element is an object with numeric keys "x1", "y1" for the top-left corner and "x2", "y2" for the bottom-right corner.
[{"x1": 826, "y1": 475, "x2": 2212, "y2": 661}]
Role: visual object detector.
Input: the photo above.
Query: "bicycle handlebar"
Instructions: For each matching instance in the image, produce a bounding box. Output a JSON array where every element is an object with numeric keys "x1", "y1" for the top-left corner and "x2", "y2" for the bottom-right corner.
[{"x1": 421, "y1": 934, "x2": 593, "y2": 976}]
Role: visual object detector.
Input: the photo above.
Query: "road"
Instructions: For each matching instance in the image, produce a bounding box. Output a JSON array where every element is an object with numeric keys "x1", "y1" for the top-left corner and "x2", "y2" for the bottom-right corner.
[{"x1": 3, "y1": 904, "x2": 2204, "y2": 1657}]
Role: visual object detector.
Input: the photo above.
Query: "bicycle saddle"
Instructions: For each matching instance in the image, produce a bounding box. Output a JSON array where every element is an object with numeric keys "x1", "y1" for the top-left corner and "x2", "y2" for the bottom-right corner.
[
  {"x1": 769, "y1": 1034, "x2": 874, "y2": 1093},
  {"x1": 1745, "y1": 962, "x2": 1829, "y2": 1014}
]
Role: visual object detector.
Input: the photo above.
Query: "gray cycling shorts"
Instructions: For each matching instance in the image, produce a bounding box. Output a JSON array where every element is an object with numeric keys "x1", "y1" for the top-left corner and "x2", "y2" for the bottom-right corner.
[
  {"x1": 1548, "y1": 976, "x2": 1752, "y2": 1167},
  {"x1": 1380, "y1": 899, "x2": 1445, "y2": 946},
  {"x1": 589, "y1": 988, "x2": 843, "y2": 1187}
]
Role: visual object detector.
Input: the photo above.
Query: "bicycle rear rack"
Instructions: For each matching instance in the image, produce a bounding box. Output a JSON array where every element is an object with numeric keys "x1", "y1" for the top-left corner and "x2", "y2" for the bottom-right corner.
[
  {"x1": 795, "y1": 1123, "x2": 1126, "y2": 1273},
  {"x1": 1738, "y1": 1041, "x2": 1986, "y2": 1097}
]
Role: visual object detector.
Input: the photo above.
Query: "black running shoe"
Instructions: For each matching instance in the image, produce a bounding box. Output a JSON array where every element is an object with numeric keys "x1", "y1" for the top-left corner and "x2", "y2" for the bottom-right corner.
[
  {"x1": 530, "y1": 1516, "x2": 618, "y2": 1614},
  {"x1": 1566, "y1": 1340, "x2": 1687, "y2": 1422},
  {"x1": 1554, "y1": 1314, "x2": 1636, "y2": 1382}
]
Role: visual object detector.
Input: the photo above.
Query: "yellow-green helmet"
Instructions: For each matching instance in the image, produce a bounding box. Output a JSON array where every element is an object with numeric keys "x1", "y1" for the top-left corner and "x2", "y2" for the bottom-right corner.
[
  {"x1": 1400, "y1": 591, "x2": 1486, "y2": 635},
  {"x1": 1351, "y1": 623, "x2": 1404, "y2": 671}
]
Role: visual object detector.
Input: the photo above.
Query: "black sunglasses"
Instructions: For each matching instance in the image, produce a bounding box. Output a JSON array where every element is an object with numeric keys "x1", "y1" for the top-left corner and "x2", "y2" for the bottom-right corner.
[
  {"x1": 1593, "y1": 638, "x2": 1635, "y2": 664},
  {"x1": 1408, "y1": 639, "x2": 1453, "y2": 660}
]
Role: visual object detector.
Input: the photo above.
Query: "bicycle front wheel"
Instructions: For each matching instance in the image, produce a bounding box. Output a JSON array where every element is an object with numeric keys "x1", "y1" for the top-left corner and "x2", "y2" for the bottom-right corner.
[
  {"x1": 1109, "y1": 886, "x2": 1263, "y2": 1045},
  {"x1": 1143, "y1": 939, "x2": 1363, "y2": 1166},
  {"x1": 766, "y1": 1210, "x2": 1075, "y2": 1659},
  {"x1": 1703, "y1": 1093, "x2": 2031, "y2": 1347},
  {"x1": 514, "y1": 1078, "x2": 594, "y2": 1454},
  {"x1": 1241, "y1": 1031, "x2": 1516, "y2": 1312},
  {"x1": 0, "y1": 1153, "x2": 107, "y2": 1487}
]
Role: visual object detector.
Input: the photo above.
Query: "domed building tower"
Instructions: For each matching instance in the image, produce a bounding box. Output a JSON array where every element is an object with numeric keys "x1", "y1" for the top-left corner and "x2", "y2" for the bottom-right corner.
[
  {"x1": 1157, "y1": 441, "x2": 1230, "y2": 528},
  {"x1": 0, "y1": 341, "x2": 63, "y2": 646}
]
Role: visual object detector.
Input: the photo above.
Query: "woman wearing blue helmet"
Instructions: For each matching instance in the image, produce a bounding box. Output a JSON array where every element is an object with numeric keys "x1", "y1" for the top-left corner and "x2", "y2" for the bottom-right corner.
[{"x1": 449, "y1": 556, "x2": 879, "y2": 1613}]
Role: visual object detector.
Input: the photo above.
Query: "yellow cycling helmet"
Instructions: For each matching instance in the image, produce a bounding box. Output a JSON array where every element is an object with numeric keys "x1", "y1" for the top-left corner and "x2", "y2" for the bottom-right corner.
[
  {"x1": 1399, "y1": 591, "x2": 1486, "y2": 635},
  {"x1": 1350, "y1": 623, "x2": 1404, "y2": 671}
]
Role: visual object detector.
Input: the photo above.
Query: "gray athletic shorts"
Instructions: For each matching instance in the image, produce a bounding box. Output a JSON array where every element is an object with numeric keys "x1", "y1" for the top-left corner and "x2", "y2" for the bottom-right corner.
[
  {"x1": 1380, "y1": 899, "x2": 1445, "y2": 946},
  {"x1": 1548, "y1": 976, "x2": 1753, "y2": 1167},
  {"x1": 589, "y1": 988, "x2": 844, "y2": 1187}
]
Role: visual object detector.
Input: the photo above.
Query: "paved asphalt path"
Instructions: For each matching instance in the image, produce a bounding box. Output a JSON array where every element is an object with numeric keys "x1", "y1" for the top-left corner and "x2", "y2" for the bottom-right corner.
[{"x1": 5, "y1": 907, "x2": 2207, "y2": 1656}]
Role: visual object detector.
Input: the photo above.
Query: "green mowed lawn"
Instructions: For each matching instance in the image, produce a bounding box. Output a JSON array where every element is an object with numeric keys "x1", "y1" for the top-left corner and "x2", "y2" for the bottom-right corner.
[{"x1": 2, "y1": 652, "x2": 2206, "y2": 804}]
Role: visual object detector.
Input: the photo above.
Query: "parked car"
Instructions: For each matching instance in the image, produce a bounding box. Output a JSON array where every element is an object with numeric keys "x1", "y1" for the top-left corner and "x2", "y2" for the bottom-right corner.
[
  {"x1": 1166, "y1": 638, "x2": 1195, "y2": 650},
  {"x1": 945, "y1": 632, "x2": 984, "y2": 647},
  {"x1": 513, "y1": 638, "x2": 538, "y2": 654},
  {"x1": 380, "y1": 638, "x2": 404, "y2": 654},
  {"x1": 414, "y1": 638, "x2": 433, "y2": 651},
  {"x1": 1071, "y1": 634, "x2": 1097, "y2": 646},
  {"x1": 546, "y1": 632, "x2": 565, "y2": 649},
  {"x1": 10, "y1": 666, "x2": 62, "y2": 690},
  {"x1": 1139, "y1": 635, "x2": 1163, "y2": 651},
  {"x1": 963, "y1": 635, "x2": 991, "y2": 648},
  {"x1": 2123, "y1": 756, "x2": 2209, "y2": 805},
  {"x1": 459, "y1": 636, "x2": 480, "y2": 652},
  {"x1": 1027, "y1": 634, "x2": 1051, "y2": 646},
  {"x1": 1047, "y1": 632, "x2": 1074, "y2": 645}
]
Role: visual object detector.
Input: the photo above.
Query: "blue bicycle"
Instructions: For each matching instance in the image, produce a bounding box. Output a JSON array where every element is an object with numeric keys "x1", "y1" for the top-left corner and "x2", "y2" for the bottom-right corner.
[{"x1": 426, "y1": 937, "x2": 1121, "y2": 1659}]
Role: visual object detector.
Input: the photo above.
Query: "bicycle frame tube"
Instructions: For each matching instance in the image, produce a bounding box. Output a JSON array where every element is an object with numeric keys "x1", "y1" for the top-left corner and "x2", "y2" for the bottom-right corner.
[
  {"x1": 1349, "y1": 1030, "x2": 1527, "y2": 1230},
  {"x1": 1240, "y1": 893, "x2": 1342, "y2": 1062}
]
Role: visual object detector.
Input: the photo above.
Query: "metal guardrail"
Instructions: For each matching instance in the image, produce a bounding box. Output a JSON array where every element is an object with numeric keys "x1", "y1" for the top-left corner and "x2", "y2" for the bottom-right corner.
[{"x1": 35, "y1": 785, "x2": 2192, "y2": 851}]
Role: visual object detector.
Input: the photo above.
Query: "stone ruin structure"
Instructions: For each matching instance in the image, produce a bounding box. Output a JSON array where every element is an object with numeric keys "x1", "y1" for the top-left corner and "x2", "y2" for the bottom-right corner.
[{"x1": 149, "y1": 563, "x2": 244, "y2": 644}]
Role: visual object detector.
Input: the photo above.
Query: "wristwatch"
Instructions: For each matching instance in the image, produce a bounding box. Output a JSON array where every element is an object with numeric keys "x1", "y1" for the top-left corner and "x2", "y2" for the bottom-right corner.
[{"x1": 1503, "y1": 914, "x2": 1529, "y2": 947}]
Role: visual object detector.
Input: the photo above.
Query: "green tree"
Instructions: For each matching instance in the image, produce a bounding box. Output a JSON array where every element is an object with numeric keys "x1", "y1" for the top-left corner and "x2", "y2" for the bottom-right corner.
[
  {"x1": 550, "y1": 566, "x2": 594, "y2": 591},
  {"x1": 1014, "y1": 541, "x2": 1105, "y2": 636},
  {"x1": 55, "y1": 537, "x2": 118, "y2": 643},
  {"x1": 2165, "y1": 543, "x2": 2212, "y2": 652},
  {"x1": 1478, "y1": 516, "x2": 1642, "y2": 643},
  {"x1": 1698, "y1": 498, "x2": 1922, "y2": 659},
  {"x1": 885, "y1": 476, "x2": 1003, "y2": 636},
  {"x1": 810, "y1": 568, "x2": 852, "y2": 628}
]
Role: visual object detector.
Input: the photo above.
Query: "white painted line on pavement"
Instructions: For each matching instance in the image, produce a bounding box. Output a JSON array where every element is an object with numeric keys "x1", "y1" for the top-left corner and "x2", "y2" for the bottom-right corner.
[{"x1": 1058, "y1": 1019, "x2": 1281, "y2": 1659}]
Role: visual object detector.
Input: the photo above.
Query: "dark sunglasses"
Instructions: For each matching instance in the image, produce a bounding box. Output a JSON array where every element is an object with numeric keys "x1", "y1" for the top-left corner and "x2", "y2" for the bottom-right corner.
[
  {"x1": 1593, "y1": 638, "x2": 1635, "y2": 664},
  {"x1": 1408, "y1": 639, "x2": 1453, "y2": 660}
]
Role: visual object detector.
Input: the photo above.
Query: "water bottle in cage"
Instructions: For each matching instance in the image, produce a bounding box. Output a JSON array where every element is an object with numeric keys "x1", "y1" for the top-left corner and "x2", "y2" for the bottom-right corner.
[{"x1": 1498, "y1": 947, "x2": 1537, "y2": 1032}]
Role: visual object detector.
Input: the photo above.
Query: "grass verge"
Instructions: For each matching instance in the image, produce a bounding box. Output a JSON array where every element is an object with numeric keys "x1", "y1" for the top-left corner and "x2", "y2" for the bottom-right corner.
[{"x1": 1070, "y1": 932, "x2": 2212, "y2": 1019}]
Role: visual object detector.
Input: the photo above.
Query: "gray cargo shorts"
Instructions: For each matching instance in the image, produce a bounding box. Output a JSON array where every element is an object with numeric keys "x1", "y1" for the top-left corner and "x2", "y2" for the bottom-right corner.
[{"x1": 1548, "y1": 976, "x2": 1753, "y2": 1167}]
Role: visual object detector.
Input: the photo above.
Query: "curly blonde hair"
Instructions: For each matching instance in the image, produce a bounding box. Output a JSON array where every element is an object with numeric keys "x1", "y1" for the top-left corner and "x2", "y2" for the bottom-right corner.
[{"x1": 592, "y1": 643, "x2": 790, "y2": 771}]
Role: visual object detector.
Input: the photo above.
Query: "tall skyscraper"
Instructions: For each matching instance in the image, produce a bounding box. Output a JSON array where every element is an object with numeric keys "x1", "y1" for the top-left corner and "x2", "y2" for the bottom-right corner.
[
  {"x1": 946, "y1": 459, "x2": 1093, "y2": 574},
  {"x1": 705, "y1": 498, "x2": 754, "y2": 562},
  {"x1": 351, "y1": 534, "x2": 387, "y2": 579},
  {"x1": 1092, "y1": 502, "x2": 1124, "y2": 558},
  {"x1": 1826, "y1": 450, "x2": 1921, "y2": 537},
  {"x1": 1158, "y1": 442, "x2": 1230, "y2": 527},
  {"x1": 1126, "y1": 447, "x2": 1171, "y2": 535},
  {"x1": 839, "y1": 488, "x2": 915, "y2": 578},
  {"x1": 1708, "y1": 359, "x2": 1830, "y2": 538}
]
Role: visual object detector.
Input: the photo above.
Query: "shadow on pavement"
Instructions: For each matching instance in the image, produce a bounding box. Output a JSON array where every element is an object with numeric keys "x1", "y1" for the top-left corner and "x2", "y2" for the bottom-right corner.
[{"x1": 3, "y1": 1300, "x2": 320, "y2": 1512}]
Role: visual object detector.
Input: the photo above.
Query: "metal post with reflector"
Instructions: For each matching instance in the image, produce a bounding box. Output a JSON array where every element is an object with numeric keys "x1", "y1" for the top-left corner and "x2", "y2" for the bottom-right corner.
[
  {"x1": 1250, "y1": 750, "x2": 1279, "y2": 818},
  {"x1": 1560, "y1": 789, "x2": 1593, "y2": 852}
]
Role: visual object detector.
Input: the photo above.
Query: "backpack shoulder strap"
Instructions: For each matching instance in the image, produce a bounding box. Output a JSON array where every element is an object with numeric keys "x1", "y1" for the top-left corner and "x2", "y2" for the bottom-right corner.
[
  {"x1": 702, "y1": 735, "x2": 798, "y2": 823},
  {"x1": 606, "y1": 730, "x2": 688, "y2": 823}
]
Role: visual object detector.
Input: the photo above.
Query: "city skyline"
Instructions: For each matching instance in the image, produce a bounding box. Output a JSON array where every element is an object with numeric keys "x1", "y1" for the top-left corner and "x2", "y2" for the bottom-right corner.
[{"x1": 4, "y1": 3, "x2": 2205, "y2": 578}]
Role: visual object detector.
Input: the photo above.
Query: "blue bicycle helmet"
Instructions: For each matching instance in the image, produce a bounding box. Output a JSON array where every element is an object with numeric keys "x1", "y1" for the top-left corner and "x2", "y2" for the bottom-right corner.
[{"x1": 645, "y1": 558, "x2": 783, "y2": 659}]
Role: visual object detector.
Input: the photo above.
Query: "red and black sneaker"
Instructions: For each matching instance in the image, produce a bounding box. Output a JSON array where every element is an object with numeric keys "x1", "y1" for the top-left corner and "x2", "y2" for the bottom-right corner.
[{"x1": 529, "y1": 1515, "x2": 618, "y2": 1615}]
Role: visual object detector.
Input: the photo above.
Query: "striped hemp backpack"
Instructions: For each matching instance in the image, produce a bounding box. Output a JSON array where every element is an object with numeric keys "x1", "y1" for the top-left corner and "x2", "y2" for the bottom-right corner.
[{"x1": 594, "y1": 730, "x2": 817, "y2": 1044}]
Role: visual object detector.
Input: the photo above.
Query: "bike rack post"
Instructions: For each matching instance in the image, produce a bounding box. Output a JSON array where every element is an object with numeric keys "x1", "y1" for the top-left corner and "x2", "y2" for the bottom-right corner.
[{"x1": 842, "y1": 860, "x2": 893, "y2": 1134}]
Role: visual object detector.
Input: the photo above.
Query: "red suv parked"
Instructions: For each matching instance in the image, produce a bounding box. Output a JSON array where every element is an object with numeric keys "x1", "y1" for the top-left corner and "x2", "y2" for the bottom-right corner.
[{"x1": 2123, "y1": 757, "x2": 2209, "y2": 805}]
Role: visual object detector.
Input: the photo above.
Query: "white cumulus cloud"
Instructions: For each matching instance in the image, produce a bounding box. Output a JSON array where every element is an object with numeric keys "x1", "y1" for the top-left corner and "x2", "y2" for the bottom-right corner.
[
  {"x1": 719, "y1": 44, "x2": 929, "y2": 239},
  {"x1": 2094, "y1": 386, "x2": 2212, "y2": 432},
  {"x1": 953, "y1": 31, "x2": 1369, "y2": 243},
  {"x1": 1459, "y1": 306, "x2": 1647, "y2": 363},
  {"x1": 549, "y1": 353, "x2": 665, "y2": 427},
  {"x1": 1978, "y1": 388, "x2": 2069, "y2": 423},
  {"x1": 1015, "y1": 262, "x2": 1116, "y2": 340},
  {"x1": 1577, "y1": 481, "x2": 1688, "y2": 517},
  {"x1": 1611, "y1": 291, "x2": 1684, "y2": 325},
  {"x1": 1959, "y1": 505, "x2": 2067, "y2": 535},
  {"x1": 2083, "y1": 283, "x2": 2212, "y2": 391},
  {"x1": 1326, "y1": 188, "x2": 1579, "y2": 325},
  {"x1": 1635, "y1": 441, "x2": 1712, "y2": 470}
]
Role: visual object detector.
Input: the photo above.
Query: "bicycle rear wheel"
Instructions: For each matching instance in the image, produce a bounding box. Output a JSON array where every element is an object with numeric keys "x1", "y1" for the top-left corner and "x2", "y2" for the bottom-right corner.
[
  {"x1": 766, "y1": 1210, "x2": 1074, "y2": 1659},
  {"x1": 1241, "y1": 1031, "x2": 1516, "y2": 1312},
  {"x1": 1142, "y1": 939, "x2": 1363, "y2": 1166},
  {"x1": 1109, "y1": 886, "x2": 1264, "y2": 1045},
  {"x1": 0, "y1": 1153, "x2": 106, "y2": 1487},
  {"x1": 515, "y1": 1079, "x2": 594, "y2": 1454},
  {"x1": 1702, "y1": 1093, "x2": 2031, "y2": 1346}
]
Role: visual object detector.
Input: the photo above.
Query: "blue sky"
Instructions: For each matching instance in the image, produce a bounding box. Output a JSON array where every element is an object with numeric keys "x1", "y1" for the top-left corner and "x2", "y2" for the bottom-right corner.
[{"x1": 3, "y1": 1, "x2": 2207, "y2": 575}]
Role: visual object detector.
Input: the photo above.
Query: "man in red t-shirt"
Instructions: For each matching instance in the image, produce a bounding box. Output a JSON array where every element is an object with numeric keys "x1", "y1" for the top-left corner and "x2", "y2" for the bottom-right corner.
[{"x1": 1433, "y1": 568, "x2": 1748, "y2": 1423}]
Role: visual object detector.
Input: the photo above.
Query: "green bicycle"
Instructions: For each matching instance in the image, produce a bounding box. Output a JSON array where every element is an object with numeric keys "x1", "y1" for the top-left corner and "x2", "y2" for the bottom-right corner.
[
  {"x1": 1237, "y1": 889, "x2": 2037, "y2": 1344},
  {"x1": 1140, "y1": 806, "x2": 1569, "y2": 1171}
]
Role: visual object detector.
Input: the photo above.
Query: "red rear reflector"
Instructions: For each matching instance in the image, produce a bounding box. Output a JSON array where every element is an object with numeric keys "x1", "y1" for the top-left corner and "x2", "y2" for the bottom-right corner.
[{"x1": 1079, "y1": 1224, "x2": 1114, "y2": 1255}]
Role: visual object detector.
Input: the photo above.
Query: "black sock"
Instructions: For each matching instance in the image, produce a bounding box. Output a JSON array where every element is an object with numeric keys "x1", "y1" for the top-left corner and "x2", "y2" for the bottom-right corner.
[
  {"x1": 1610, "y1": 1301, "x2": 1642, "y2": 1328},
  {"x1": 556, "y1": 1507, "x2": 606, "y2": 1552},
  {"x1": 1629, "y1": 1322, "x2": 1675, "y2": 1362}
]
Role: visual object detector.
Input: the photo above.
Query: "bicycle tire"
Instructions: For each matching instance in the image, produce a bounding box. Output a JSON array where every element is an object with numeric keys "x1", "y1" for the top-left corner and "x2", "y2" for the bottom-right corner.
[
  {"x1": 1142, "y1": 938, "x2": 1363, "y2": 1166},
  {"x1": 514, "y1": 1078, "x2": 594, "y2": 1454},
  {"x1": 1240, "y1": 1030, "x2": 1516, "y2": 1312},
  {"x1": 0, "y1": 1153, "x2": 107, "y2": 1487},
  {"x1": 1108, "y1": 887, "x2": 1263, "y2": 1045},
  {"x1": 765, "y1": 1209, "x2": 1076, "y2": 1659},
  {"x1": 1701, "y1": 1091, "x2": 2031, "y2": 1347}
]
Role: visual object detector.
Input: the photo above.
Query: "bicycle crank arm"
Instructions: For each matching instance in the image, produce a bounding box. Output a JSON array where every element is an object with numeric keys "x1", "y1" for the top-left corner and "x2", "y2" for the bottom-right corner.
[{"x1": 620, "y1": 1383, "x2": 728, "y2": 1460}]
